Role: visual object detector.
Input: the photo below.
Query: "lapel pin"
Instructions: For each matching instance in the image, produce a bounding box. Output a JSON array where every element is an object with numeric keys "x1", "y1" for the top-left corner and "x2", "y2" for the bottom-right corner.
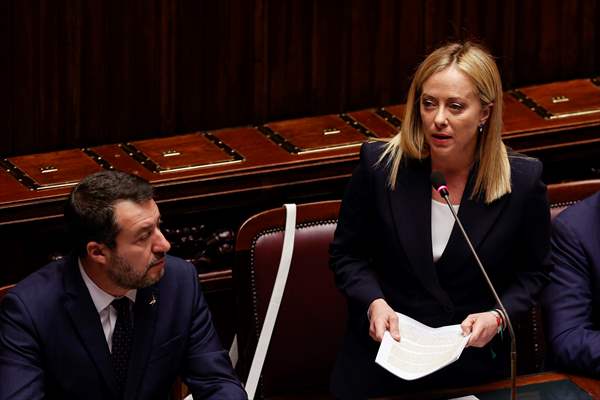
[{"x1": 149, "y1": 294, "x2": 157, "y2": 305}]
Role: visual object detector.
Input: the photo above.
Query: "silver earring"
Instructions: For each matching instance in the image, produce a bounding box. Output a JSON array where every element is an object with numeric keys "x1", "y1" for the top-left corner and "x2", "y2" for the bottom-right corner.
[{"x1": 478, "y1": 124, "x2": 484, "y2": 134}]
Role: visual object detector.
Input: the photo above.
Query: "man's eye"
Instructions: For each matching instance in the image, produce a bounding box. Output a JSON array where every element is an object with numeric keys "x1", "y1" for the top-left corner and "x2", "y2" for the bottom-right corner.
[{"x1": 138, "y1": 232, "x2": 151, "y2": 241}]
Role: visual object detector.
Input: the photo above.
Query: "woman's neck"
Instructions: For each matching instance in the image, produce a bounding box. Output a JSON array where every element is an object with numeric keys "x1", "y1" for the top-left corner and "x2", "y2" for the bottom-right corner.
[
  {"x1": 430, "y1": 151, "x2": 475, "y2": 177},
  {"x1": 430, "y1": 157, "x2": 473, "y2": 205}
]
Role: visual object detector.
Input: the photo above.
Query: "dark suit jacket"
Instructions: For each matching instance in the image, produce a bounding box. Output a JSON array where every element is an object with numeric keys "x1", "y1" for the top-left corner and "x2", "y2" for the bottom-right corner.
[
  {"x1": 542, "y1": 191, "x2": 600, "y2": 375},
  {"x1": 330, "y1": 142, "x2": 551, "y2": 398},
  {"x1": 0, "y1": 255, "x2": 246, "y2": 400}
]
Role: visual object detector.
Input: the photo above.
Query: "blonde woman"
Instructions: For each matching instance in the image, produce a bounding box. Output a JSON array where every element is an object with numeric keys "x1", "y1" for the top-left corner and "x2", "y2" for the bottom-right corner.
[{"x1": 330, "y1": 42, "x2": 551, "y2": 398}]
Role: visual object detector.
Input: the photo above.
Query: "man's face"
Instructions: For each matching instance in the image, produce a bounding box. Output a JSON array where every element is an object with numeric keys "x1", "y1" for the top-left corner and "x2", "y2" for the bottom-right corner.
[{"x1": 105, "y1": 199, "x2": 171, "y2": 290}]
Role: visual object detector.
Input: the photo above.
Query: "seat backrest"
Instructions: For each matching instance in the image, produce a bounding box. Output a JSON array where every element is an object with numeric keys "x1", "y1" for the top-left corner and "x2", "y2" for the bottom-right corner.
[
  {"x1": 234, "y1": 200, "x2": 346, "y2": 398},
  {"x1": 548, "y1": 179, "x2": 600, "y2": 220},
  {"x1": 0, "y1": 284, "x2": 15, "y2": 302}
]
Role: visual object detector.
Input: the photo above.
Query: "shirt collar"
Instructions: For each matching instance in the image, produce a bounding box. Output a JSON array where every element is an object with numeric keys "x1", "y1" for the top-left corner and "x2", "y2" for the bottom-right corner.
[{"x1": 78, "y1": 258, "x2": 137, "y2": 313}]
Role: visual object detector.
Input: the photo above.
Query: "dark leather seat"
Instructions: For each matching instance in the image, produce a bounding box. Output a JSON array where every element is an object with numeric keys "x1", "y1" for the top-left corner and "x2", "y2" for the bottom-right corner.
[
  {"x1": 0, "y1": 284, "x2": 15, "y2": 302},
  {"x1": 548, "y1": 179, "x2": 600, "y2": 219},
  {"x1": 234, "y1": 200, "x2": 346, "y2": 398}
]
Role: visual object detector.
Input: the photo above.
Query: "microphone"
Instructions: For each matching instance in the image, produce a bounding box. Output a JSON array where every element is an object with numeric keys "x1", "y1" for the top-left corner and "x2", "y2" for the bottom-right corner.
[
  {"x1": 431, "y1": 171, "x2": 517, "y2": 400},
  {"x1": 430, "y1": 171, "x2": 449, "y2": 198}
]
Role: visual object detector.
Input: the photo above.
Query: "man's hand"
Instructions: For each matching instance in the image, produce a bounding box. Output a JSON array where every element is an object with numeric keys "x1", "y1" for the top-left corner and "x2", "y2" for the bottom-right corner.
[
  {"x1": 461, "y1": 311, "x2": 499, "y2": 347},
  {"x1": 368, "y1": 298, "x2": 400, "y2": 342}
]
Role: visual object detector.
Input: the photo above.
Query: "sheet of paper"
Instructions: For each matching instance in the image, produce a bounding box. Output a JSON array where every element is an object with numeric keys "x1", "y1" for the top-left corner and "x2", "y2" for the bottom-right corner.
[{"x1": 375, "y1": 312, "x2": 469, "y2": 381}]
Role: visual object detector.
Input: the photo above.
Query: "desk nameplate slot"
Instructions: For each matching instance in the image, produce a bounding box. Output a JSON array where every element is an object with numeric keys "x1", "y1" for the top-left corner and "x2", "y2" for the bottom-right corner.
[
  {"x1": 121, "y1": 132, "x2": 244, "y2": 174},
  {"x1": 511, "y1": 78, "x2": 600, "y2": 120},
  {"x1": 259, "y1": 113, "x2": 374, "y2": 155},
  {"x1": 1, "y1": 149, "x2": 112, "y2": 191}
]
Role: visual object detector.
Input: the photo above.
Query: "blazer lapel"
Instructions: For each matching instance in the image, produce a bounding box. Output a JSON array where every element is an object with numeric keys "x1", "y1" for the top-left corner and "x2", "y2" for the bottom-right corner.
[
  {"x1": 124, "y1": 285, "x2": 159, "y2": 399},
  {"x1": 437, "y1": 168, "x2": 510, "y2": 270},
  {"x1": 388, "y1": 160, "x2": 453, "y2": 307},
  {"x1": 63, "y1": 258, "x2": 119, "y2": 398}
]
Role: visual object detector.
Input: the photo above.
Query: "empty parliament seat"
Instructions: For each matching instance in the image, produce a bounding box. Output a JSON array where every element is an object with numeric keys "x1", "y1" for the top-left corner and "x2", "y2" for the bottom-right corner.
[{"x1": 234, "y1": 200, "x2": 346, "y2": 398}]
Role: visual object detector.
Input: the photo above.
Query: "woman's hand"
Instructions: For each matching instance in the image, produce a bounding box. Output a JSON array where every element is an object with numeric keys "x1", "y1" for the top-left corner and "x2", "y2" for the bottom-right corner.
[
  {"x1": 368, "y1": 298, "x2": 401, "y2": 342},
  {"x1": 461, "y1": 311, "x2": 500, "y2": 347}
]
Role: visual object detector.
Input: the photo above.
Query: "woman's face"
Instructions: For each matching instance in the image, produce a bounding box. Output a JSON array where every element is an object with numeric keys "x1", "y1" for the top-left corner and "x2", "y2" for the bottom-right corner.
[{"x1": 420, "y1": 65, "x2": 490, "y2": 168}]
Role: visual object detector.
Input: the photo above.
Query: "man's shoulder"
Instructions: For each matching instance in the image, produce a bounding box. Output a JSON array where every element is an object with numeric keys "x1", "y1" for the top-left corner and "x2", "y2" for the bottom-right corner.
[
  {"x1": 154, "y1": 256, "x2": 201, "y2": 316},
  {"x1": 164, "y1": 255, "x2": 195, "y2": 274},
  {"x1": 160, "y1": 255, "x2": 198, "y2": 288},
  {"x1": 9, "y1": 258, "x2": 71, "y2": 300},
  {"x1": 2, "y1": 257, "x2": 73, "y2": 319}
]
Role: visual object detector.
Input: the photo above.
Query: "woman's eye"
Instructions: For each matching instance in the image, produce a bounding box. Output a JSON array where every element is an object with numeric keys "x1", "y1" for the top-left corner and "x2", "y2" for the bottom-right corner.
[
  {"x1": 422, "y1": 99, "x2": 435, "y2": 108},
  {"x1": 450, "y1": 103, "x2": 464, "y2": 111}
]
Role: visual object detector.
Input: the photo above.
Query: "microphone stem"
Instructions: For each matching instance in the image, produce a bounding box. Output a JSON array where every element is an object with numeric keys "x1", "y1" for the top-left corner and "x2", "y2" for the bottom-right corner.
[{"x1": 442, "y1": 195, "x2": 517, "y2": 400}]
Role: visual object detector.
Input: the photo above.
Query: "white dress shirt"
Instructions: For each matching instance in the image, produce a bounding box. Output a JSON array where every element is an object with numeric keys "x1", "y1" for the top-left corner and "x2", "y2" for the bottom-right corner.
[
  {"x1": 431, "y1": 199, "x2": 459, "y2": 262},
  {"x1": 78, "y1": 259, "x2": 136, "y2": 352}
]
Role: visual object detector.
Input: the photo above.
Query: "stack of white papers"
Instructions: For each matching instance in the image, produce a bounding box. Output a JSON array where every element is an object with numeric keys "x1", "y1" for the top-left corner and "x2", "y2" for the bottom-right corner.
[{"x1": 375, "y1": 312, "x2": 469, "y2": 381}]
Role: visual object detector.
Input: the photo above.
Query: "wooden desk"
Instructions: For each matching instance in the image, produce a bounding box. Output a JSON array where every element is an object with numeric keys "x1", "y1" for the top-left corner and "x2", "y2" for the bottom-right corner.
[
  {"x1": 386, "y1": 372, "x2": 600, "y2": 400},
  {"x1": 568, "y1": 373, "x2": 600, "y2": 398},
  {"x1": 262, "y1": 372, "x2": 599, "y2": 399}
]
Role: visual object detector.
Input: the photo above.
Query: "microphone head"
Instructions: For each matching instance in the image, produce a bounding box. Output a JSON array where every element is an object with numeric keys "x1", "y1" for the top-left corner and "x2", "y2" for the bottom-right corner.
[{"x1": 431, "y1": 171, "x2": 450, "y2": 198}]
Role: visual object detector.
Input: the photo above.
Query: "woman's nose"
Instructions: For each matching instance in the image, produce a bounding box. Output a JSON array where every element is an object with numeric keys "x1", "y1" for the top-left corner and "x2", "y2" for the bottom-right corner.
[{"x1": 434, "y1": 107, "x2": 448, "y2": 127}]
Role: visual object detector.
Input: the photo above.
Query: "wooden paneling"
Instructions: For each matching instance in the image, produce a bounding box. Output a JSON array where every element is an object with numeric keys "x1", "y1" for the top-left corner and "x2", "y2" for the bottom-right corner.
[
  {"x1": 3, "y1": 0, "x2": 600, "y2": 156},
  {"x1": 176, "y1": 0, "x2": 256, "y2": 131},
  {"x1": 512, "y1": 0, "x2": 600, "y2": 84}
]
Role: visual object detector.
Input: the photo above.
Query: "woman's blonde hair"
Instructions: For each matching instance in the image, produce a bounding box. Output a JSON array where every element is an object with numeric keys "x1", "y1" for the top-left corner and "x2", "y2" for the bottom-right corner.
[{"x1": 379, "y1": 41, "x2": 510, "y2": 204}]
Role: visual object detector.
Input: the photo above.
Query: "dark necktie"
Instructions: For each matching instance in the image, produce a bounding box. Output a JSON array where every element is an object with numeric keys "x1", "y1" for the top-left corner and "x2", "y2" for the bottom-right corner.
[{"x1": 111, "y1": 297, "x2": 133, "y2": 394}]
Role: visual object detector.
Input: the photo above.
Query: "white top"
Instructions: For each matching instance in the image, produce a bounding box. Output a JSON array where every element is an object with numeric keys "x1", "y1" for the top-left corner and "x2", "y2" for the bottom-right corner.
[
  {"x1": 431, "y1": 199, "x2": 459, "y2": 262},
  {"x1": 78, "y1": 259, "x2": 136, "y2": 352}
]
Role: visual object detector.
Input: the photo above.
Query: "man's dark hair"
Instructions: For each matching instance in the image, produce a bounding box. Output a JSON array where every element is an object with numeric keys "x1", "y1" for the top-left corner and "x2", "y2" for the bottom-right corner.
[{"x1": 64, "y1": 170, "x2": 154, "y2": 257}]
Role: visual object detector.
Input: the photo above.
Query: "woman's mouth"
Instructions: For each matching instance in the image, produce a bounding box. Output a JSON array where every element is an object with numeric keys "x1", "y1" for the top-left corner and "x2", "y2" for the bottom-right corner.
[
  {"x1": 431, "y1": 132, "x2": 451, "y2": 140},
  {"x1": 430, "y1": 132, "x2": 452, "y2": 145}
]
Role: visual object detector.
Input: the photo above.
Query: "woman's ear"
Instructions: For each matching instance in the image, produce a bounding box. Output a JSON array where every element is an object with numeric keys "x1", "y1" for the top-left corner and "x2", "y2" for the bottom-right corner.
[{"x1": 479, "y1": 102, "x2": 493, "y2": 125}]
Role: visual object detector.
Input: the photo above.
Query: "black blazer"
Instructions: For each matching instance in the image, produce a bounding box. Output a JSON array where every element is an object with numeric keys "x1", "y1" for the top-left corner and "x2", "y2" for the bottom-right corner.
[{"x1": 330, "y1": 142, "x2": 551, "y2": 398}]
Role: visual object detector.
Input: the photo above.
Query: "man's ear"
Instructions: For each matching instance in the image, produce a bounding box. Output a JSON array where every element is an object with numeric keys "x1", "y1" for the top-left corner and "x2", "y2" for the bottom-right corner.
[{"x1": 86, "y1": 241, "x2": 109, "y2": 265}]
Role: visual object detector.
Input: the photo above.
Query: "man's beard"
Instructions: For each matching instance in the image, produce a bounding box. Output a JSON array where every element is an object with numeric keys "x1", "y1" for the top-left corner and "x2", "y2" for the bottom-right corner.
[{"x1": 107, "y1": 253, "x2": 165, "y2": 289}]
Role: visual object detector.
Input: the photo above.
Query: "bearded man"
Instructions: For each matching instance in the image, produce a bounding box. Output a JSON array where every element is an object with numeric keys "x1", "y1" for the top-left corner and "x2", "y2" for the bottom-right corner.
[{"x1": 0, "y1": 171, "x2": 246, "y2": 400}]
